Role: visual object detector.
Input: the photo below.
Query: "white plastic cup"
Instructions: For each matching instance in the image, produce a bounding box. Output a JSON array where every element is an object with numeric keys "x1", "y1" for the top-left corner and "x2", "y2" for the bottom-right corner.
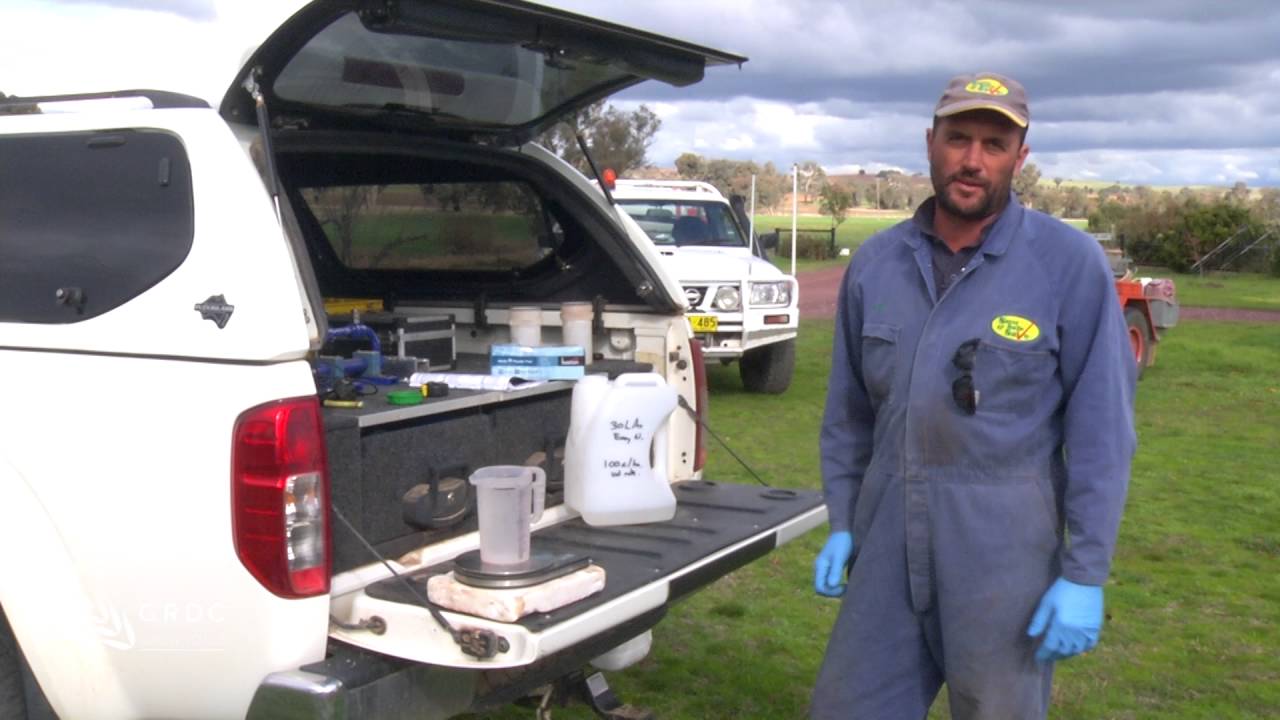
[
  {"x1": 560, "y1": 302, "x2": 594, "y2": 358},
  {"x1": 509, "y1": 306, "x2": 542, "y2": 346},
  {"x1": 469, "y1": 465, "x2": 546, "y2": 565}
]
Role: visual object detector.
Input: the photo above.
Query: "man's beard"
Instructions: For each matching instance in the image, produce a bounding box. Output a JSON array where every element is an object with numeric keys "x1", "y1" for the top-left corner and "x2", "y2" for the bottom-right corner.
[{"x1": 930, "y1": 166, "x2": 1011, "y2": 222}]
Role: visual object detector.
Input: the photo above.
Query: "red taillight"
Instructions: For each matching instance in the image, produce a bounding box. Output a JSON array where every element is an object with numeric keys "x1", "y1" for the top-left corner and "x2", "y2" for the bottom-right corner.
[
  {"x1": 690, "y1": 339, "x2": 709, "y2": 472},
  {"x1": 232, "y1": 397, "x2": 331, "y2": 598}
]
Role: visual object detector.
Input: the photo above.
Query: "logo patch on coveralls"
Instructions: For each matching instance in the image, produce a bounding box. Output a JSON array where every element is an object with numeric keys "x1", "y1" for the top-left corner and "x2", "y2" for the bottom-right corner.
[{"x1": 991, "y1": 315, "x2": 1040, "y2": 342}]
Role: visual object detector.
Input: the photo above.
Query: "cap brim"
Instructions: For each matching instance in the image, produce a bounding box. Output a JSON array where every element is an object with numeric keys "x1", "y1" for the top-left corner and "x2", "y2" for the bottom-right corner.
[{"x1": 935, "y1": 100, "x2": 1028, "y2": 128}]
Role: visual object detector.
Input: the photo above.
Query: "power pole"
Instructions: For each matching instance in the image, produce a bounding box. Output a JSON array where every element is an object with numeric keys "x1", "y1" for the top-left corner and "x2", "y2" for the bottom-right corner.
[{"x1": 790, "y1": 164, "x2": 798, "y2": 277}]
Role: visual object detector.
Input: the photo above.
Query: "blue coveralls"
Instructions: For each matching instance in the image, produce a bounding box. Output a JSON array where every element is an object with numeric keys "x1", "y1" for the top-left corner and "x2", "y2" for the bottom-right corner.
[{"x1": 811, "y1": 195, "x2": 1137, "y2": 720}]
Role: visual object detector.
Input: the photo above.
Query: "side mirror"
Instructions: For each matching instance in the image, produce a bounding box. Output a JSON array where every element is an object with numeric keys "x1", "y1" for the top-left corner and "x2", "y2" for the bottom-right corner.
[{"x1": 759, "y1": 231, "x2": 780, "y2": 250}]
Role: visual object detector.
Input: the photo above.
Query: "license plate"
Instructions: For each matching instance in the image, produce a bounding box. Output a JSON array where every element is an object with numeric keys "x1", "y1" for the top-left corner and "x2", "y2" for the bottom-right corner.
[{"x1": 688, "y1": 315, "x2": 718, "y2": 333}]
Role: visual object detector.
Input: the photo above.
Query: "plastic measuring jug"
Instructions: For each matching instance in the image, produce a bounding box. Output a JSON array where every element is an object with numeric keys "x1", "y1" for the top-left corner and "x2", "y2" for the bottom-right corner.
[{"x1": 468, "y1": 465, "x2": 546, "y2": 565}]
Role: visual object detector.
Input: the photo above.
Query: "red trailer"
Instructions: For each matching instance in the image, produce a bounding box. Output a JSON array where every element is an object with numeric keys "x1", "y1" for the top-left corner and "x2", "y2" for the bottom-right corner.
[{"x1": 1106, "y1": 247, "x2": 1179, "y2": 378}]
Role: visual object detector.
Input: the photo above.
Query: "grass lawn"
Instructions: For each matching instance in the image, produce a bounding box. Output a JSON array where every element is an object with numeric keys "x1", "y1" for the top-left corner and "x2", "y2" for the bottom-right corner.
[
  {"x1": 317, "y1": 211, "x2": 541, "y2": 270},
  {"x1": 754, "y1": 213, "x2": 905, "y2": 273},
  {"x1": 468, "y1": 317, "x2": 1280, "y2": 719},
  {"x1": 1149, "y1": 270, "x2": 1280, "y2": 312},
  {"x1": 756, "y1": 214, "x2": 1088, "y2": 274}
]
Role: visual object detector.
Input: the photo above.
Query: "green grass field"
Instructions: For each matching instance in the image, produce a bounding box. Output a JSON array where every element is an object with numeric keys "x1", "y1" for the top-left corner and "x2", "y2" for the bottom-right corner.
[
  {"x1": 754, "y1": 213, "x2": 905, "y2": 273},
  {"x1": 1152, "y1": 271, "x2": 1280, "y2": 312},
  {"x1": 318, "y1": 211, "x2": 540, "y2": 270},
  {"x1": 756, "y1": 214, "x2": 1089, "y2": 273},
  {"x1": 469, "y1": 303, "x2": 1280, "y2": 719},
  {"x1": 699, "y1": 318, "x2": 1278, "y2": 720}
]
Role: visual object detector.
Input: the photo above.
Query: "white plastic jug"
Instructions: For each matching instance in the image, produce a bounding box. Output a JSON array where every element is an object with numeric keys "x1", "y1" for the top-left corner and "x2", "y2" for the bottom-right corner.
[
  {"x1": 469, "y1": 465, "x2": 546, "y2": 565},
  {"x1": 564, "y1": 373, "x2": 678, "y2": 525}
]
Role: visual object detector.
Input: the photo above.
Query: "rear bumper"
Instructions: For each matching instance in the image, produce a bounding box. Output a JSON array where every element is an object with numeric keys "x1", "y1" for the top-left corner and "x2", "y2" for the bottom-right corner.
[
  {"x1": 245, "y1": 642, "x2": 479, "y2": 720},
  {"x1": 246, "y1": 608, "x2": 665, "y2": 720},
  {"x1": 246, "y1": 670, "x2": 347, "y2": 720}
]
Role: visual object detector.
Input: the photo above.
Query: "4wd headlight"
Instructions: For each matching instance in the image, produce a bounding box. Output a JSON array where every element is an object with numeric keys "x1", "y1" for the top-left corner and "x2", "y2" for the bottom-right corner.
[
  {"x1": 749, "y1": 281, "x2": 792, "y2": 307},
  {"x1": 712, "y1": 286, "x2": 742, "y2": 311}
]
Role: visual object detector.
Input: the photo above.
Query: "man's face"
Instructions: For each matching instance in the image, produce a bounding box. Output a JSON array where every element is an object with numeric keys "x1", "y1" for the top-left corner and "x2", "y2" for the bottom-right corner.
[{"x1": 926, "y1": 111, "x2": 1029, "y2": 222}]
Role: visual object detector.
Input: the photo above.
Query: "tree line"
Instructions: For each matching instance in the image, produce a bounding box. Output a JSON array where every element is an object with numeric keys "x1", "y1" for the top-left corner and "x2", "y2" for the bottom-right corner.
[
  {"x1": 0, "y1": 91, "x2": 39, "y2": 114},
  {"x1": 1086, "y1": 183, "x2": 1280, "y2": 276}
]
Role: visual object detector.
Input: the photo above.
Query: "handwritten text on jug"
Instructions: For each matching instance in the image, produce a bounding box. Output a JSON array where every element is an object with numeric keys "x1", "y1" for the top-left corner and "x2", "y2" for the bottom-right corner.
[
  {"x1": 604, "y1": 458, "x2": 642, "y2": 478},
  {"x1": 609, "y1": 417, "x2": 645, "y2": 445},
  {"x1": 605, "y1": 417, "x2": 646, "y2": 477}
]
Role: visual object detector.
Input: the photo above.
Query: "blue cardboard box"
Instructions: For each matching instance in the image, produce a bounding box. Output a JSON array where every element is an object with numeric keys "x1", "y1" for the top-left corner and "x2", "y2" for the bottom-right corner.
[{"x1": 490, "y1": 344, "x2": 586, "y2": 380}]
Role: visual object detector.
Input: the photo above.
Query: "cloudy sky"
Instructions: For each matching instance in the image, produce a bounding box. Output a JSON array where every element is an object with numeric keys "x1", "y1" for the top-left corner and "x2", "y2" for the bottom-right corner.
[{"x1": 4, "y1": 0, "x2": 1279, "y2": 187}]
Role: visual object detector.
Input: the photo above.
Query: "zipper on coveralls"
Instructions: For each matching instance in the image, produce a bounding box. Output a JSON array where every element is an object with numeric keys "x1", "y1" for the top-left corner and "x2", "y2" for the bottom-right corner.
[{"x1": 900, "y1": 246, "x2": 986, "y2": 613}]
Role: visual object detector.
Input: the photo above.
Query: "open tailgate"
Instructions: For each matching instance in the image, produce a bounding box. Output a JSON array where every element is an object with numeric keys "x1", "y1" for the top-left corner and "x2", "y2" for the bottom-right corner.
[{"x1": 329, "y1": 480, "x2": 825, "y2": 669}]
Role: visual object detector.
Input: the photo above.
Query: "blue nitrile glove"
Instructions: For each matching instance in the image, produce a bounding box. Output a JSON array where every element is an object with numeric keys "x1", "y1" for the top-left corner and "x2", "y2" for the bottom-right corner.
[
  {"x1": 1027, "y1": 577, "x2": 1104, "y2": 663},
  {"x1": 813, "y1": 531, "x2": 854, "y2": 597}
]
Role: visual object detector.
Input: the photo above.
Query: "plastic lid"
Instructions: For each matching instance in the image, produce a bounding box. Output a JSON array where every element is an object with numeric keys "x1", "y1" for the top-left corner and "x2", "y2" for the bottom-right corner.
[{"x1": 560, "y1": 301, "x2": 593, "y2": 320}]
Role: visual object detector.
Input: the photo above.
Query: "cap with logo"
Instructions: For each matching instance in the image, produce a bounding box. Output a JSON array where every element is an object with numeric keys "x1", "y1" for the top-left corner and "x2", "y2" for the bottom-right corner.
[{"x1": 934, "y1": 72, "x2": 1029, "y2": 128}]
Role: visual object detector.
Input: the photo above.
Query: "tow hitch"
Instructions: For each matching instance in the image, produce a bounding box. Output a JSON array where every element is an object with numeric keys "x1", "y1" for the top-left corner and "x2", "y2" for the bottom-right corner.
[{"x1": 529, "y1": 670, "x2": 653, "y2": 720}]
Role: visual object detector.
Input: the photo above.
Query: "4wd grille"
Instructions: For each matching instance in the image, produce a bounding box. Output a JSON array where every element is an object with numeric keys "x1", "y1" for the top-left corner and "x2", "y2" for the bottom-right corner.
[{"x1": 682, "y1": 285, "x2": 707, "y2": 308}]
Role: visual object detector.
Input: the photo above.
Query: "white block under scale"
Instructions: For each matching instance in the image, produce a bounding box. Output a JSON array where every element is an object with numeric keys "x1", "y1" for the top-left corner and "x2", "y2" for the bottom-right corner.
[{"x1": 426, "y1": 565, "x2": 606, "y2": 623}]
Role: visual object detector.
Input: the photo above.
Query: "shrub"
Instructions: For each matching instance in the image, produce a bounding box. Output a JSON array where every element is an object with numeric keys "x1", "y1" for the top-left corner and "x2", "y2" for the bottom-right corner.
[
  {"x1": 1110, "y1": 200, "x2": 1265, "y2": 272},
  {"x1": 1173, "y1": 203, "x2": 1265, "y2": 272},
  {"x1": 1088, "y1": 201, "x2": 1128, "y2": 234},
  {"x1": 777, "y1": 232, "x2": 835, "y2": 260}
]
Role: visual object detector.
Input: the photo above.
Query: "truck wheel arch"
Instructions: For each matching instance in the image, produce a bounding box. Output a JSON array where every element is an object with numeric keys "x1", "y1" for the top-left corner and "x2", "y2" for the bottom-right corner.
[
  {"x1": 0, "y1": 460, "x2": 136, "y2": 718},
  {"x1": 0, "y1": 606, "x2": 27, "y2": 717},
  {"x1": 0, "y1": 604, "x2": 59, "y2": 720}
]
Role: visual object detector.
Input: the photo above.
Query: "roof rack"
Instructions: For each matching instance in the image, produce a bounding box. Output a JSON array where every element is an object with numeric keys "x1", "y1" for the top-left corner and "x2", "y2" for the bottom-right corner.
[
  {"x1": 0, "y1": 90, "x2": 209, "y2": 114},
  {"x1": 613, "y1": 179, "x2": 724, "y2": 197}
]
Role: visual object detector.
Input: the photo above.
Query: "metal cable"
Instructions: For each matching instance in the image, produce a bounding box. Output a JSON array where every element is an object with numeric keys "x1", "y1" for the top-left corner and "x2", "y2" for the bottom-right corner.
[
  {"x1": 330, "y1": 505, "x2": 460, "y2": 642},
  {"x1": 677, "y1": 396, "x2": 771, "y2": 487}
]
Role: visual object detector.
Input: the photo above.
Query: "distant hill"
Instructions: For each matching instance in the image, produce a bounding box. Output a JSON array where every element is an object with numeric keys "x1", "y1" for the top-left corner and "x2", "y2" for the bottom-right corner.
[
  {"x1": 1051, "y1": 178, "x2": 1222, "y2": 191},
  {"x1": 639, "y1": 164, "x2": 1257, "y2": 215}
]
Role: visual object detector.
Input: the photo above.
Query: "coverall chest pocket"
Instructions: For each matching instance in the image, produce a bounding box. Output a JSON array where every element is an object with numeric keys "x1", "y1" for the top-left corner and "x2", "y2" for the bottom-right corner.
[
  {"x1": 974, "y1": 342, "x2": 1057, "y2": 415},
  {"x1": 860, "y1": 322, "x2": 900, "y2": 408}
]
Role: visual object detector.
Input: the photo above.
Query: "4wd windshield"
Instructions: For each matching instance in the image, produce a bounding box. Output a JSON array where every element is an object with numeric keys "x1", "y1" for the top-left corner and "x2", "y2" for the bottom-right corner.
[
  {"x1": 273, "y1": 13, "x2": 626, "y2": 130},
  {"x1": 618, "y1": 200, "x2": 746, "y2": 248}
]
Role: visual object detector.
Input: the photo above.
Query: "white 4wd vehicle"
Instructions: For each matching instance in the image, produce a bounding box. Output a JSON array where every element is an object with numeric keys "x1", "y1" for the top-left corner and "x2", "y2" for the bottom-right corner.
[
  {"x1": 0, "y1": 2, "x2": 824, "y2": 718},
  {"x1": 610, "y1": 180, "x2": 800, "y2": 393}
]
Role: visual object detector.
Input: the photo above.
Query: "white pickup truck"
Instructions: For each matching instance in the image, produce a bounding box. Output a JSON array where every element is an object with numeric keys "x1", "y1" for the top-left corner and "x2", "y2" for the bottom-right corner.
[
  {"x1": 0, "y1": 2, "x2": 825, "y2": 718},
  {"x1": 608, "y1": 180, "x2": 800, "y2": 393}
]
